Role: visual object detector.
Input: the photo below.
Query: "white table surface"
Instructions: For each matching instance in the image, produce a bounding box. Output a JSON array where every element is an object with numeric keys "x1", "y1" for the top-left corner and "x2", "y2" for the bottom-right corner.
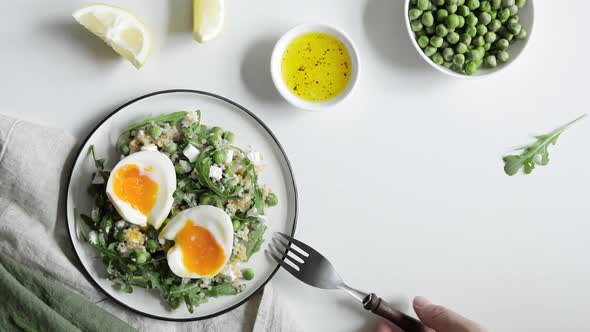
[{"x1": 2, "y1": 1, "x2": 589, "y2": 331}]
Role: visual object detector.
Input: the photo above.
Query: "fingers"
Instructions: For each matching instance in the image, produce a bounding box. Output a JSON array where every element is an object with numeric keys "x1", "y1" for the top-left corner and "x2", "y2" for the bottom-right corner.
[
  {"x1": 413, "y1": 297, "x2": 486, "y2": 332},
  {"x1": 375, "y1": 321, "x2": 403, "y2": 332}
]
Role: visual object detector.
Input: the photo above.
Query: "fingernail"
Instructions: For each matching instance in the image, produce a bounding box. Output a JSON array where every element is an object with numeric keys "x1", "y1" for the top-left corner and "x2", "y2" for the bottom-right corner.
[{"x1": 413, "y1": 296, "x2": 432, "y2": 308}]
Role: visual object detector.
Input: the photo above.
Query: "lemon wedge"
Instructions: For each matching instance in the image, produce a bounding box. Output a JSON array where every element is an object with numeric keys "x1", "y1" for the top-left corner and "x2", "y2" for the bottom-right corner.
[
  {"x1": 73, "y1": 4, "x2": 151, "y2": 69},
  {"x1": 193, "y1": 0, "x2": 224, "y2": 43}
]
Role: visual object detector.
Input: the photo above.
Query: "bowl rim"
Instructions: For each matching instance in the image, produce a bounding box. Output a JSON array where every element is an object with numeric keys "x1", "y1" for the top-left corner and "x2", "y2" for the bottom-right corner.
[
  {"x1": 403, "y1": 0, "x2": 535, "y2": 79},
  {"x1": 270, "y1": 23, "x2": 361, "y2": 111},
  {"x1": 64, "y1": 89, "x2": 299, "y2": 322}
]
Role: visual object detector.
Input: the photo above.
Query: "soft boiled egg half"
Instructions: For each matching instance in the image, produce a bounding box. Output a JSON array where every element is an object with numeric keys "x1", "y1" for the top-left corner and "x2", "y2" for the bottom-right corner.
[
  {"x1": 159, "y1": 205, "x2": 234, "y2": 278},
  {"x1": 106, "y1": 150, "x2": 176, "y2": 229}
]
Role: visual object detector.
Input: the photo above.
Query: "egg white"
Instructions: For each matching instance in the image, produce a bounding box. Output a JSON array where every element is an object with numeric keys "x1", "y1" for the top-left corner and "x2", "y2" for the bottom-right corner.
[
  {"x1": 159, "y1": 205, "x2": 234, "y2": 278},
  {"x1": 106, "y1": 150, "x2": 176, "y2": 229}
]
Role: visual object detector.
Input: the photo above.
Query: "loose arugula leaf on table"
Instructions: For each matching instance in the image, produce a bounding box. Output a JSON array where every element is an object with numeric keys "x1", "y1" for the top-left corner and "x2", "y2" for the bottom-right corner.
[{"x1": 502, "y1": 114, "x2": 587, "y2": 176}]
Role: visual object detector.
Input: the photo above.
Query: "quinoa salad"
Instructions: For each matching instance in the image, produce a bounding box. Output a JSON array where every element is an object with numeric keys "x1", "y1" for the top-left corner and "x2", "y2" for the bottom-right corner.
[{"x1": 75, "y1": 110, "x2": 278, "y2": 312}]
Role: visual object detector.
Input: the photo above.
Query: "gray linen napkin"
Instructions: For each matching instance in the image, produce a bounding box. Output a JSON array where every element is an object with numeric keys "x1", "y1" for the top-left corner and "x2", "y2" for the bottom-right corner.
[{"x1": 0, "y1": 114, "x2": 300, "y2": 332}]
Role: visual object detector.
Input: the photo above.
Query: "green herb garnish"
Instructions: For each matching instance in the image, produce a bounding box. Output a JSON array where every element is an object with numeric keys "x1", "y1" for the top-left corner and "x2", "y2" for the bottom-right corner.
[{"x1": 503, "y1": 114, "x2": 587, "y2": 176}]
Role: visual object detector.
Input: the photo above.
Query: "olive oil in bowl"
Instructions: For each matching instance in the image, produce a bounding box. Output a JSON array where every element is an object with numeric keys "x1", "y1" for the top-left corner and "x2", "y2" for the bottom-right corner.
[{"x1": 281, "y1": 33, "x2": 352, "y2": 102}]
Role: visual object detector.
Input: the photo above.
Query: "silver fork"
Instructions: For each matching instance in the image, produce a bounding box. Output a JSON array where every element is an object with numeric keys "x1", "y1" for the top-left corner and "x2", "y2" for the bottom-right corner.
[{"x1": 267, "y1": 232, "x2": 427, "y2": 332}]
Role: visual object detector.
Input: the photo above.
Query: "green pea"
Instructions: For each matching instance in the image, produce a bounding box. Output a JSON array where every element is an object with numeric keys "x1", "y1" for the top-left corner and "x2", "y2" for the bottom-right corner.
[
  {"x1": 232, "y1": 219, "x2": 241, "y2": 232},
  {"x1": 457, "y1": 5, "x2": 470, "y2": 16},
  {"x1": 199, "y1": 193, "x2": 213, "y2": 205},
  {"x1": 457, "y1": 0, "x2": 466, "y2": 5},
  {"x1": 480, "y1": 1, "x2": 491, "y2": 12},
  {"x1": 468, "y1": 47, "x2": 485, "y2": 61},
  {"x1": 411, "y1": 20, "x2": 424, "y2": 32},
  {"x1": 135, "y1": 250, "x2": 148, "y2": 264},
  {"x1": 165, "y1": 143, "x2": 177, "y2": 154},
  {"x1": 417, "y1": 0, "x2": 430, "y2": 10},
  {"x1": 117, "y1": 230, "x2": 126, "y2": 242},
  {"x1": 243, "y1": 268, "x2": 255, "y2": 281},
  {"x1": 490, "y1": 10, "x2": 497, "y2": 19},
  {"x1": 443, "y1": 32, "x2": 457, "y2": 44},
  {"x1": 446, "y1": 4, "x2": 458, "y2": 14},
  {"x1": 496, "y1": 38, "x2": 509, "y2": 50},
  {"x1": 223, "y1": 131, "x2": 235, "y2": 143},
  {"x1": 508, "y1": 22, "x2": 521, "y2": 35},
  {"x1": 436, "y1": 9, "x2": 449, "y2": 23},
  {"x1": 446, "y1": 14, "x2": 460, "y2": 29},
  {"x1": 491, "y1": 0, "x2": 502, "y2": 9},
  {"x1": 443, "y1": 61, "x2": 453, "y2": 68},
  {"x1": 146, "y1": 239, "x2": 158, "y2": 253},
  {"x1": 452, "y1": 53, "x2": 466, "y2": 65},
  {"x1": 488, "y1": 19, "x2": 502, "y2": 32},
  {"x1": 213, "y1": 150, "x2": 226, "y2": 164},
  {"x1": 508, "y1": 5, "x2": 518, "y2": 16},
  {"x1": 450, "y1": 63, "x2": 464, "y2": 73},
  {"x1": 464, "y1": 61, "x2": 478, "y2": 75},
  {"x1": 425, "y1": 24, "x2": 436, "y2": 34},
  {"x1": 424, "y1": 46, "x2": 437, "y2": 57},
  {"x1": 431, "y1": 52, "x2": 444, "y2": 65},
  {"x1": 119, "y1": 143, "x2": 130, "y2": 155},
  {"x1": 211, "y1": 126, "x2": 224, "y2": 137},
  {"x1": 472, "y1": 35, "x2": 485, "y2": 47},
  {"x1": 466, "y1": 0, "x2": 480, "y2": 10},
  {"x1": 149, "y1": 125, "x2": 162, "y2": 138},
  {"x1": 498, "y1": 8, "x2": 510, "y2": 22},
  {"x1": 503, "y1": 0, "x2": 515, "y2": 6},
  {"x1": 461, "y1": 33, "x2": 472, "y2": 45},
  {"x1": 429, "y1": 36, "x2": 443, "y2": 48},
  {"x1": 417, "y1": 35, "x2": 429, "y2": 48},
  {"x1": 484, "y1": 31, "x2": 497, "y2": 43},
  {"x1": 207, "y1": 134, "x2": 220, "y2": 146},
  {"x1": 476, "y1": 24, "x2": 488, "y2": 36},
  {"x1": 266, "y1": 193, "x2": 279, "y2": 207},
  {"x1": 484, "y1": 55, "x2": 497, "y2": 67},
  {"x1": 483, "y1": 42, "x2": 491, "y2": 51},
  {"x1": 457, "y1": 15, "x2": 465, "y2": 28},
  {"x1": 515, "y1": 28, "x2": 527, "y2": 40},
  {"x1": 455, "y1": 42, "x2": 468, "y2": 54},
  {"x1": 435, "y1": 24, "x2": 449, "y2": 37},
  {"x1": 465, "y1": 13, "x2": 478, "y2": 26},
  {"x1": 434, "y1": 0, "x2": 445, "y2": 5},
  {"x1": 515, "y1": 0, "x2": 526, "y2": 8},
  {"x1": 441, "y1": 40, "x2": 449, "y2": 48},
  {"x1": 442, "y1": 47, "x2": 455, "y2": 61},
  {"x1": 479, "y1": 12, "x2": 492, "y2": 25},
  {"x1": 497, "y1": 50, "x2": 510, "y2": 63},
  {"x1": 507, "y1": 16, "x2": 519, "y2": 25},
  {"x1": 409, "y1": 8, "x2": 423, "y2": 20},
  {"x1": 421, "y1": 11, "x2": 434, "y2": 27},
  {"x1": 448, "y1": 0, "x2": 459, "y2": 5}
]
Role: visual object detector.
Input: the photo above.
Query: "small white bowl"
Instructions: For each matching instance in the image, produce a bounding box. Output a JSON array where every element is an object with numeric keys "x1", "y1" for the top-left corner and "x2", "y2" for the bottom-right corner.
[
  {"x1": 404, "y1": 0, "x2": 534, "y2": 78},
  {"x1": 270, "y1": 23, "x2": 360, "y2": 111}
]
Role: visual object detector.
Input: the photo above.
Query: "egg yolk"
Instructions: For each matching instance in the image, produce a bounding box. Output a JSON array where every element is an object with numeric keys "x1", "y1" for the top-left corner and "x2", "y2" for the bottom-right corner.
[
  {"x1": 113, "y1": 164, "x2": 158, "y2": 215},
  {"x1": 177, "y1": 220, "x2": 226, "y2": 275}
]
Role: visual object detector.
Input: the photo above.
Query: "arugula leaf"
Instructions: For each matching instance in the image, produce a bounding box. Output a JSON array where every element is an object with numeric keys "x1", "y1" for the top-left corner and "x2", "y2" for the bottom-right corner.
[
  {"x1": 246, "y1": 223, "x2": 267, "y2": 260},
  {"x1": 203, "y1": 282, "x2": 237, "y2": 297},
  {"x1": 116, "y1": 111, "x2": 189, "y2": 145},
  {"x1": 503, "y1": 114, "x2": 587, "y2": 176}
]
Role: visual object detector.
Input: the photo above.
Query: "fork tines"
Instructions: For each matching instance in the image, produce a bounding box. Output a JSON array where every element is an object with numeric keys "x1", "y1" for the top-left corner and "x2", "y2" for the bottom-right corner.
[{"x1": 267, "y1": 232, "x2": 309, "y2": 275}]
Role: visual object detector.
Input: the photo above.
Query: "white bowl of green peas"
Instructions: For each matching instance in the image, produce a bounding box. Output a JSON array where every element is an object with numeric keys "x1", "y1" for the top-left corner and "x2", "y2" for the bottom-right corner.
[{"x1": 405, "y1": 0, "x2": 534, "y2": 78}]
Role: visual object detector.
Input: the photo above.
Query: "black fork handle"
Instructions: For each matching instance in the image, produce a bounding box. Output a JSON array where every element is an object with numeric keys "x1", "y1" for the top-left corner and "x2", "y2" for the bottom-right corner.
[{"x1": 363, "y1": 293, "x2": 427, "y2": 332}]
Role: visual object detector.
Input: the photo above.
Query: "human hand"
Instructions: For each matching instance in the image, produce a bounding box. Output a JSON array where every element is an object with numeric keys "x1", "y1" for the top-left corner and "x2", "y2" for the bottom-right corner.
[{"x1": 376, "y1": 297, "x2": 486, "y2": 332}]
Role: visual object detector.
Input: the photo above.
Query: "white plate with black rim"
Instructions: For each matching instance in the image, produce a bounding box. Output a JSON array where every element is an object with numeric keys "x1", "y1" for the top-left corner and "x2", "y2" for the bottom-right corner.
[{"x1": 65, "y1": 89, "x2": 298, "y2": 321}]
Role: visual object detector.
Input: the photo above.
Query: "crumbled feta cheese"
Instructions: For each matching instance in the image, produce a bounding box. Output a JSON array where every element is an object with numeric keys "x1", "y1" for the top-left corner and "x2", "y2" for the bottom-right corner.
[
  {"x1": 225, "y1": 149, "x2": 234, "y2": 164},
  {"x1": 209, "y1": 165, "x2": 223, "y2": 181},
  {"x1": 246, "y1": 148, "x2": 262, "y2": 165},
  {"x1": 141, "y1": 144, "x2": 158, "y2": 152},
  {"x1": 183, "y1": 144, "x2": 200, "y2": 163},
  {"x1": 88, "y1": 231, "x2": 98, "y2": 244},
  {"x1": 178, "y1": 160, "x2": 192, "y2": 174},
  {"x1": 200, "y1": 278, "x2": 212, "y2": 288},
  {"x1": 182, "y1": 111, "x2": 199, "y2": 127},
  {"x1": 159, "y1": 238, "x2": 165, "y2": 245},
  {"x1": 221, "y1": 265, "x2": 237, "y2": 282},
  {"x1": 115, "y1": 220, "x2": 126, "y2": 228},
  {"x1": 246, "y1": 207, "x2": 268, "y2": 223},
  {"x1": 137, "y1": 130, "x2": 146, "y2": 138}
]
